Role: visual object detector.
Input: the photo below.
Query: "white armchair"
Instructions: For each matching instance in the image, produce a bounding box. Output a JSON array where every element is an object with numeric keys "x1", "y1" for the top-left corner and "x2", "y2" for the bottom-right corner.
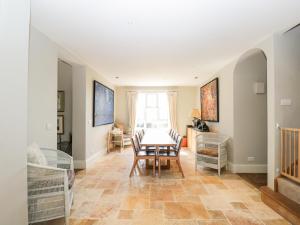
[
  {"x1": 195, "y1": 133, "x2": 229, "y2": 176},
  {"x1": 27, "y1": 147, "x2": 74, "y2": 225}
]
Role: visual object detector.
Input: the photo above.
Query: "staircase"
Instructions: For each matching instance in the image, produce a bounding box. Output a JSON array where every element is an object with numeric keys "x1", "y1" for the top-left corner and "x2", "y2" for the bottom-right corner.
[{"x1": 261, "y1": 128, "x2": 300, "y2": 225}]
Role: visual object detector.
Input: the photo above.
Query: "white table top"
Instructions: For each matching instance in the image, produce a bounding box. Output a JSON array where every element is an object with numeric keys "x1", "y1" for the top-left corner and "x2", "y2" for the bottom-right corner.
[{"x1": 140, "y1": 130, "x2": 176, "y2": 147}]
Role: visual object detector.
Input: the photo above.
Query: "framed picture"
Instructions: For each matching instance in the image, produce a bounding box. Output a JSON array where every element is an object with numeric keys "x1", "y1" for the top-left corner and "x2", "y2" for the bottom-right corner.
[
  {"x1": 57, "y1": 115, "x2": 64, "y2": 134},
  {"x1": 93, "y1": 80, "x2": 114, "y2": 126},
  {"x1": 200, "y1": 78, "x2": 219, "y2": 122},
  {"x1": 57, "y1": 91, "x2": 65, "y2": 112}
]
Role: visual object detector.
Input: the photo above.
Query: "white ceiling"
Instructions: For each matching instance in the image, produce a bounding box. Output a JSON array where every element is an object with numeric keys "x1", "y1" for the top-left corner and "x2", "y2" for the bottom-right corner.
[{"x1": 31, "y1": 0, "x2": 300, "y2": 86}]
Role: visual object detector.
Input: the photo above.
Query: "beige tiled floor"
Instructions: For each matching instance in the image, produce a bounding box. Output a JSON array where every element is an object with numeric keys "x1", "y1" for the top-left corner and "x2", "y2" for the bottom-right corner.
[{"x1": 68, "y1": 148, "x2": 290, "y2": 225}]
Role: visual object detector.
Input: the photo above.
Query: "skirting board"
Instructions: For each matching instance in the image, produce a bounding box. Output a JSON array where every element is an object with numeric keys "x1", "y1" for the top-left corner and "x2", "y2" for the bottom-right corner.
[
  {"x1": 228, "y1": 162, "x2": 267, "y2": 173},
  {"x1": 74, "y1": 151, "x2": 104, "y2": 169},
  {"x1": 74, "y1": 160, "x2": 86, "y2": 169}
]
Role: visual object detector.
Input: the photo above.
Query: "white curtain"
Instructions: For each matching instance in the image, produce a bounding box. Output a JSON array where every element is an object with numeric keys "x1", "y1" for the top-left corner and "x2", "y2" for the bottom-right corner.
[
  {"x1": 127, "y1": 91, "x2": 138, "y2": 133},
  {"x1": 167, "y1": 91, "x2": 177, "y2": 130}
]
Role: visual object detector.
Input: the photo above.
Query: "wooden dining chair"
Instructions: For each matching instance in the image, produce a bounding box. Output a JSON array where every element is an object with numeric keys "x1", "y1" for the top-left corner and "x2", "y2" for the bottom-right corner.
[
  {"x1": 129, "y1": 136, "x2": 156, "y2": 177},
  {"x1": 135, "y1": 133, "x2": 156, "y2": 152},
  {"x1": 170, "y1": 129, "x2": 175, "y2": 138},
  {"x1": 158, "y1": 136, "x2": 184, "y2": 178},
  {"x1": 173, "y1": 132, "x2": 179, "y2": 141}
]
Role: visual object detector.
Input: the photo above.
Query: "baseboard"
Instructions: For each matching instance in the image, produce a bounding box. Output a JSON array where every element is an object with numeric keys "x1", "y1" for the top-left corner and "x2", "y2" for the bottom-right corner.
[
  {"x1": 86, "y1": 151, "x2": 103, "y2": 167},
  {"x1": 74, "y1": 160, "x2": 86, "y2": 169},
  {"x1": 73, "y1": 150, "x2": 105, "y2": 169},
  {"x1": 228, "y1": 162, "x2": 267, "y2": 173}
]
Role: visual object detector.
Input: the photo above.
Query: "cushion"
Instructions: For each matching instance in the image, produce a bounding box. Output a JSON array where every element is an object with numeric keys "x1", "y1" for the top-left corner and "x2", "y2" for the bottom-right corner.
[
  {"x1": 137, "y1": 151, "x2": 156, "y2": 156},
  {"x1": 27, "y1": 142, "x2": 48, "y2": 166},
  {"x1": 67, "y1": 169, "x2": 75, "y2": 189},
  {"x1": 158, "y1": 151, "x2": 177, "y2": 157},
  {"x1": 197, "y1": 148, "x2": 218, "y2": 157}
]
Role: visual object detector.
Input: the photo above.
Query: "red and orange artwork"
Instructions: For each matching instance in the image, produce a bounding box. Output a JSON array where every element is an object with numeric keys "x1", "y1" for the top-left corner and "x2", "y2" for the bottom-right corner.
[{"x1": 200, "y1": 78, "x2": 219, "y2": 122}]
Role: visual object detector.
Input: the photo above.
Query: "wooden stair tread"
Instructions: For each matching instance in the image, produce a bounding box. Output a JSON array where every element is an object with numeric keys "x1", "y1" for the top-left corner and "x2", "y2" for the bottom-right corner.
[{"x1": 260, "y1": 186, "x2": 300, "y2": 224}]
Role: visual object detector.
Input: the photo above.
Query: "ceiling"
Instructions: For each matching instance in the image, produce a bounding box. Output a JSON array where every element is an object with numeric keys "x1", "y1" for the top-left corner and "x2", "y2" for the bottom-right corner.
[{"x1": 31, "y1": 0, "x2": 300, "y2": 86}]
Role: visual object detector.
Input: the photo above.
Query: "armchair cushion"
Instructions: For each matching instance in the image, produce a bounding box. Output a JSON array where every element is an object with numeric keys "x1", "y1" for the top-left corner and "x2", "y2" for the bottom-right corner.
[
  {"x1": 27, "y1": 143, "x2": 47, "y2": 166},
  {"x1": 158, "y1": 151, "x2": 177, "y2": 157},
  {"x1": 197, "y1": 148, "x2": 218, "y2": 157}
]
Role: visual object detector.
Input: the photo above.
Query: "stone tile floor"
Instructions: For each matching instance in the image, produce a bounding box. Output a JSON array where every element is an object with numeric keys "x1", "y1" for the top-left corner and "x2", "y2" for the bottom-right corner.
[{"x1": 68, "y1": 148, "x2": 290, "y2": 225}]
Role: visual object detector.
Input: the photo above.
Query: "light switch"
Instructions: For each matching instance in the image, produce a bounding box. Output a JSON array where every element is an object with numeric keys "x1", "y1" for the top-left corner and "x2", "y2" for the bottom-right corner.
[
  {"x1": 280, "y1": 98, "x2": 292, "y2": 106},
  {"x1": 88, "y1": 119, "x2": 92, "y2": 125}
]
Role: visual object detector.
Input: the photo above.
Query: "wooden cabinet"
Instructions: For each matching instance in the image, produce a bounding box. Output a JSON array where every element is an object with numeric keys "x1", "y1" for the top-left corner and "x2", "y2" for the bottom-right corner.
[{"x1": 187, "y1": 127, "x2": 192, "y2": 148}]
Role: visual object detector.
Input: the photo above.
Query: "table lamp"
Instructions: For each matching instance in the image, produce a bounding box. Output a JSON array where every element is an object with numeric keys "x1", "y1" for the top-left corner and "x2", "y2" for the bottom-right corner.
[{"x1": 191, "y1": 108, "x2": 201, "y2": 128}]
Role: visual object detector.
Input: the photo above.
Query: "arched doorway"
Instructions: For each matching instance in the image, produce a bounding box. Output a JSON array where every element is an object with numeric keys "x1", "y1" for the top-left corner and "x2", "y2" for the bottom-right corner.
[{"x1": 233, "y1": 49, "x2": 268, "y2": 187}]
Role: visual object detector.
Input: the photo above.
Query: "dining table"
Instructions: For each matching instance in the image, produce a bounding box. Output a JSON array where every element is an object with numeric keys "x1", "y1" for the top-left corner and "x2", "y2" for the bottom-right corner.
[{"x1": 140, "y1": 129, "x2": 177, "y2": 169}]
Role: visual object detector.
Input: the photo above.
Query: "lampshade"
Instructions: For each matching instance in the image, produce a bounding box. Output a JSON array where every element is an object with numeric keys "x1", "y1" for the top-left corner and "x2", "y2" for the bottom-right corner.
[{"x1": 191, "y1": 108, "x2": 201, "y2": 118}]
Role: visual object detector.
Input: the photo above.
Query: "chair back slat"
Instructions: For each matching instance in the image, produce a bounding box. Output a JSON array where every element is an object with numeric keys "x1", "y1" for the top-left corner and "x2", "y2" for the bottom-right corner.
[
  {"x1": 131, "y1": 137, "x2": 140, "y2": 155},
  {"x1": 175, "y1": 136, "x2": 183, "y2": 155},
  {"x1": 135, "y1": 133, "x2": 143, "y2": 149}
]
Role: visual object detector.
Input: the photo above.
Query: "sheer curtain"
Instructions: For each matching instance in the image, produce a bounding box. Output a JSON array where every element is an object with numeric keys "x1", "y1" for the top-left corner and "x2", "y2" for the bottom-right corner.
[
  {"x1": 167, "y1": 91, "x2": 177, "y2": 130},
  {"x1": 127, "y1": 91, "x2": 138, "y2": 133}
]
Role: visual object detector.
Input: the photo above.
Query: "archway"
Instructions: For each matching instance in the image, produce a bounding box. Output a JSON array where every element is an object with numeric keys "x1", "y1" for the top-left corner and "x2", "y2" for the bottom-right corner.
[{"x1": 233, "y1": 49, "x2": 268, "y2": 187}]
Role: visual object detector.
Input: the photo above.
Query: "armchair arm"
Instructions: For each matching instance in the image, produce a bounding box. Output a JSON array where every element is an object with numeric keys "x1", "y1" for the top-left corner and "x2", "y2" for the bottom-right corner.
[{"x1": 40, "y1": 147, "x2": 73, "y2": 170}]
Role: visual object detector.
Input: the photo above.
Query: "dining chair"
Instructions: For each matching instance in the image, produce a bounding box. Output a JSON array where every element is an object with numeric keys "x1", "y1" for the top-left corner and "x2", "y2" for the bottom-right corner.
[
  {"x1": 171, "y1": 130, "x2": 175, "y2": 138},
  {"x1": 129, "y1": 136, "x2": 156, "y2": 177},
  {"x1": 137, "y1": 130, "x2": 143, "y2": 140},
  {"x1": 157, "y1": 136, "x2": 184, "y2": 178},
  {"x1": 136, "y1": 133, "x2": 156, "y2": 152},
  {"x1": 173, "y1": 132, "x2": 179, "y2": 141}
]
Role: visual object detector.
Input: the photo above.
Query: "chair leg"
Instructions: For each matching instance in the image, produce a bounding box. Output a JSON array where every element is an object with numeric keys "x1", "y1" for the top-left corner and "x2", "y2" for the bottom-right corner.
[
  {"x1": 129, "y1": 159, "x2": 137, "y2": 177},
  {"x1": 167, "y1": 159, "x2": 170, "y2": 169},
  {"x1": 176, "y1": 159, "x2": 184, "y2": 178},
  {"x1": 158, "y1": 158, "x2": 161, "y2": 177},
  {"x1": 136, "y1": 162, "x2": 142, "y2": 175},
  {"x1": 152, "y1": 158, "x2": 156, "y2": 176}
]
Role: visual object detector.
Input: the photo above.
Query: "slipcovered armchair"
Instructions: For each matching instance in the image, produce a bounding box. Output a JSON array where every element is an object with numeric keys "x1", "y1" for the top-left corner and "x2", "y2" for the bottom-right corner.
[{"x1": 27, "y1": 147, "x2": 74, "y2": 225}]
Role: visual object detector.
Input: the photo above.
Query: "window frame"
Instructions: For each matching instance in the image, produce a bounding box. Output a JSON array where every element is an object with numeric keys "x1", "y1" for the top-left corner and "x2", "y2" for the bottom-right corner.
[{"x1": 135, "y1": 92, "x2": 170, "y2": 129}]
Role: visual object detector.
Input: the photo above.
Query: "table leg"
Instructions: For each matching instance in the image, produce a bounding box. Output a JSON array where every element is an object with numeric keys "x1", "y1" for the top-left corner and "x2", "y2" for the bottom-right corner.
[
  {"x1": 156, "y1": 145, "x2": 160, "y2": 176},
  {"x1": 167, "y1": 146, "x2": 170, "y2": 169}
]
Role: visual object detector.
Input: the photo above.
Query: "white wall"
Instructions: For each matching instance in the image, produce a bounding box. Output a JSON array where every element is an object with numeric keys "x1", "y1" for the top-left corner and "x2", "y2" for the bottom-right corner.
[
  {"x1": 272, "y1": 26, "x2": 300, "y2": 183},
  {"x1": 28, "y1": 26, "x2": 115, "y2": 169},
  {"x1": 197, "y1": 35, "x2": 277, "y2": 188},
  {"x1": 233, "y1": 50, "x2": 267, "y2": 169},
  {"x1": 28, "y1": 27, "x2": 58, "y2": 148},
  {"x1": 196, "y1": 64, "x2": 235, "y2": 162},
  {"x1": 58, "y1": 60, "x2": 73, "y2": 142},
  {"x1": 274, "y1": 28, "x2": 300, "y2": 128},
  {"x1": 72, "y1": 65, "x2": 87, "y2": 166},
  {"x1": 85, "y1": 67, "x2": 115, "y2": 161},
  {"x1": 115, "y1": 86, "x2": 197, "y2": 136},
  {"x1": 0, "y1": 0, "x2": 30, "y2": 224}
]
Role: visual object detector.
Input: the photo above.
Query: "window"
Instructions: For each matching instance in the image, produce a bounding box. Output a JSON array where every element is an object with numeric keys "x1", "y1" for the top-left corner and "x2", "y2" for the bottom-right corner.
[{"x1": 136, "y1": 92, "x2": 170, "y2": 129}]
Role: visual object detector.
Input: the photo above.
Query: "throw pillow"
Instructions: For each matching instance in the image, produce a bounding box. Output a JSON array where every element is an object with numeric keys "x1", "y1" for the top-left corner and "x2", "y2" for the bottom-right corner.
[{"x1": 27, "y1": 142, "x2": 48, "y2": 166}]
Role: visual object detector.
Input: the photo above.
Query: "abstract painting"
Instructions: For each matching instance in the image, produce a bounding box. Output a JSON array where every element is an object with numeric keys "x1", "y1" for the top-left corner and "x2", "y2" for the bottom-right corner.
[
  {"x1": 200, "y1": 78, "x2": 219, "y2": 122},
  {"x1": 93, "y1": 80, "x2": 114, "y2": 126}
]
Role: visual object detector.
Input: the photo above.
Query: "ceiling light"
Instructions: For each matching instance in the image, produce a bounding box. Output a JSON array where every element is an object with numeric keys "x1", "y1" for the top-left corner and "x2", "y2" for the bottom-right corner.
[
  {"x1": 194, "y1": 76, "x2": 198, "y2": 79},
  {"x1": 114, "y1": 76, "x2": 119, "y2": 79}
]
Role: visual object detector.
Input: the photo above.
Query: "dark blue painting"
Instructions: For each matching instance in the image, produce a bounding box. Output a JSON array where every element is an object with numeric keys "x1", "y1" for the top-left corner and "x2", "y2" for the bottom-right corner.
[{"x1": 93, "y1": 81, "x2": 114, "y2": 126}]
